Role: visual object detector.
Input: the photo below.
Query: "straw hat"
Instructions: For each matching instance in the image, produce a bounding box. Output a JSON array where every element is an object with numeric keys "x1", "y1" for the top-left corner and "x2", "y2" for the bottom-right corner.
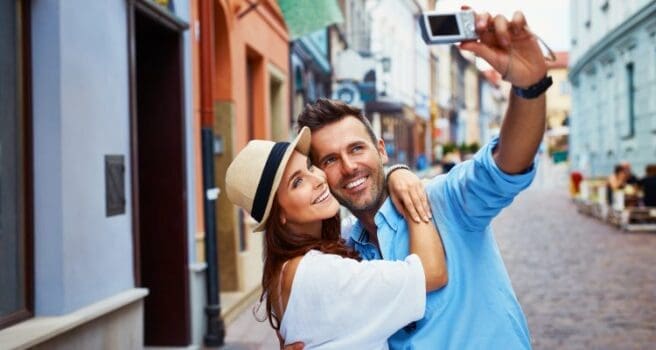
[{"x1": 225, "y1": 127, "x2": 311, "y2": 232}]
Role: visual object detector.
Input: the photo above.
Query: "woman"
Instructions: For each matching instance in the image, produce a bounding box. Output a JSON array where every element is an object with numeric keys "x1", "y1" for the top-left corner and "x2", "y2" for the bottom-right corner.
[{"x1": 225, "y1": 127, "x2": 446, "y2": 349}]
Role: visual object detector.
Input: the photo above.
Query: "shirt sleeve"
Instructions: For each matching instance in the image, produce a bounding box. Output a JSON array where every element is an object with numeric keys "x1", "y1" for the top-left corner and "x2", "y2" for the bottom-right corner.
[
  {"x1": 439, "y1": 136, "x2": 537, "y2": 232},
  {"x1": 286, "y1": 252, "x2": 426, "y2": 345}
]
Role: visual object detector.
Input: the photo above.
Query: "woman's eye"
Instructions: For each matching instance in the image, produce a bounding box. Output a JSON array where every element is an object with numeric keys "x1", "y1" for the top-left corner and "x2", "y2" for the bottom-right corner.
[{"x1": 292, "y1": 178, "x2": 302, "y2": 188}]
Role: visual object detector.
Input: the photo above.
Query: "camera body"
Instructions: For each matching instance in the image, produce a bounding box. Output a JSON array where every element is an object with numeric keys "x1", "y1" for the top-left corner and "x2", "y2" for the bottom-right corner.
[{"x1": 419, "y1": 10, "x2": 478, "y2": 45}]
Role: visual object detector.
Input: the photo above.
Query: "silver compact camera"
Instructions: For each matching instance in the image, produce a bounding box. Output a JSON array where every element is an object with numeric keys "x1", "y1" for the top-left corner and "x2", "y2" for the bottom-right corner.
[{"x1": 419, "y1": 10, "x2": 478, "y2": 44}]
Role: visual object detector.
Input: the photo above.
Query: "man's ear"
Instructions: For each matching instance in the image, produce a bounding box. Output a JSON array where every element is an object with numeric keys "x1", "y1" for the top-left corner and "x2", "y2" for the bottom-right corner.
[{"x1": 377, "y1": 138, "x2": 389, "y2": 164}]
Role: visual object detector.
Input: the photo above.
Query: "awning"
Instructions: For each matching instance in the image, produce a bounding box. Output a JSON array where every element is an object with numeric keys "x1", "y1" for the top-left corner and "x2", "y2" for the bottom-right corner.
[{"x1": 278, "y1": 0, "x2": 343, "y2": 40}]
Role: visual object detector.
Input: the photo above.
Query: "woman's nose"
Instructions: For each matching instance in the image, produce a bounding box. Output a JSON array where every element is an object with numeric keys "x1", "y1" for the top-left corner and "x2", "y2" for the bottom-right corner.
[{"x1": 310, "y1": 170, "x2": 326, "y2": 187}]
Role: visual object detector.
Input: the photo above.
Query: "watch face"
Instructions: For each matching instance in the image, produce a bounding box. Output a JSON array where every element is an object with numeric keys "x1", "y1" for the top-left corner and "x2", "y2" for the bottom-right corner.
[{"x1": 428, "y1": 15, "x2": 460, "y2": 36}]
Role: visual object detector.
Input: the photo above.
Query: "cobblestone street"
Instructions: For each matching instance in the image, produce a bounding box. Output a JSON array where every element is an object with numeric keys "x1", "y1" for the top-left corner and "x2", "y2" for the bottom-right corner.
[
  {"x1": 495, "y1": 174, "x2": 656, "y2": 349},
  {"x1": 224, "y1": 162, "x2": 656, "y2": 349}
]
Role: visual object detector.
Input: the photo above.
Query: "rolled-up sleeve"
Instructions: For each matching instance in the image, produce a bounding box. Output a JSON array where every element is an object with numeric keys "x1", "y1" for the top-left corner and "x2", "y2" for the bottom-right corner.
[{"x1": 441, "y1": 136, "x2": 537, "y2": 231}]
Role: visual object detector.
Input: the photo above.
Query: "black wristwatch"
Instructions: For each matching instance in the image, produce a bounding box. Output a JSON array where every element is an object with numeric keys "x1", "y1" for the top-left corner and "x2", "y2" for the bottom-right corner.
[{"x1": 512, "y1": 75, "x2": 553, "y2": 99}]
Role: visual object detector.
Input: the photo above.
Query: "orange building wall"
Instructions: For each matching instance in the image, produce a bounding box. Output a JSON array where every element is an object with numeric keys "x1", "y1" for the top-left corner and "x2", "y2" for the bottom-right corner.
[
  {"x1": 189, "y1": 0, "x2": 290, "y2": 262},
  {"x1": 216, "y1": 0, "x2": 290, "y2": 151}
]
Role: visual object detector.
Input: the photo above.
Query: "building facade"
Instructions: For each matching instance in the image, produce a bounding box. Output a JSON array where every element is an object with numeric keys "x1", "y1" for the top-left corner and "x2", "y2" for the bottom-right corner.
[
  {"x1": 569, "y1": 0, "x2": 656, "y2": 177},
  {"x1": 0, "y1": 0, "x2": 204, "y2": 348},
  {"x1": 368, "y1": 0, "x2": 425, "y2": 167},
  {"x1": 545, "y1": 52, "x2": 571, "y2": 160},
  {"x1": 479, "y1": 70, "x2": 506, "y2": 146},
  {"x1": 290, "y1": 29, "x2": 333, "y2": 130},
  {"x1": 189, "y1": 0, "x2": 291, "y2": 330}
]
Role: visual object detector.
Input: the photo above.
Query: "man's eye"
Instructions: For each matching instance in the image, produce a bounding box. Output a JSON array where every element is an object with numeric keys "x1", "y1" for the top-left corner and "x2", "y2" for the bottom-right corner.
[
  {"x1": 323, "y1": 157, "x2": 335, "y2": 166},
  {"x1": 352, "y1": 145, "x2": 363, "y2": 152}
]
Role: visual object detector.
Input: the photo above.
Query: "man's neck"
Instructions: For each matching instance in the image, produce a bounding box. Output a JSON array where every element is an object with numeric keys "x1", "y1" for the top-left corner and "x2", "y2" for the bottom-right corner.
[{"x1": 351, "y1": 192, "x2": 388, "y2": 247}]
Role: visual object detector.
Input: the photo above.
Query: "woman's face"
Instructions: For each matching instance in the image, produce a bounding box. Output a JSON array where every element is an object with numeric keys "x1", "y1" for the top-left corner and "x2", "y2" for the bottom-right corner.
[{"x1": 276, "y1": 150, "x2": 340, "y2": 236}]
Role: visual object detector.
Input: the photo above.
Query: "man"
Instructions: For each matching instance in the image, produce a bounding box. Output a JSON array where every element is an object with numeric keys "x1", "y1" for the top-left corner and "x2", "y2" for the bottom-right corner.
[
  {"x1": 286, "y1": 8, "x2": 548, "y2": 350},
  {"x1": 621, "y1": 161, "x2": 639, "y2": 185}
]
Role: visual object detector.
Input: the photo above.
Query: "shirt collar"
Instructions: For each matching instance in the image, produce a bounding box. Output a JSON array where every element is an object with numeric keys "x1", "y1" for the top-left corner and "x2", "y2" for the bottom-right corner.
[{"x1": 349, "y1": 197, "x2": 403, "y2": 244}]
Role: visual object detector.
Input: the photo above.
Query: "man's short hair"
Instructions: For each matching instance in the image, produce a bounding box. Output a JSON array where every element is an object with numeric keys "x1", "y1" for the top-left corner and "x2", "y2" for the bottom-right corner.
[
  {"x1": 297, "y1": 98, "x2": 378, "y2": 145},
  {"x1": 646, "y1": 164, "x2": 656, "y2": 177},
  {"x1": 614, "y1": 164, "x2": 624, "y2": 175}
]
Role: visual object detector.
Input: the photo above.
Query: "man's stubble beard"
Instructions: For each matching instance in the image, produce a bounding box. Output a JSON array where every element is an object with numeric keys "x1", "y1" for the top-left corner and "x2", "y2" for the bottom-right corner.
[{"x1": 334, "y1": 164, "x2": 387, "y2": 218}]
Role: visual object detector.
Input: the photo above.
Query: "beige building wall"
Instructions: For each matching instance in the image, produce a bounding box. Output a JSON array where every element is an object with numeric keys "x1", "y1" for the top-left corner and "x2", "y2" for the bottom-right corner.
[
  {"x1": 546, "y1": 66, "x2": 572, "y2": 130},
  {"x1": 465, "y1": 63, "x2": 480, "y2": 144}
]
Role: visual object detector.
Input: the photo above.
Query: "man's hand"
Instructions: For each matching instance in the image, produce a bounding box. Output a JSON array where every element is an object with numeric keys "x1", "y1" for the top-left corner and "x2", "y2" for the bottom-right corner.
[
  {"x1": 459, "y1": 6, "x2": 547, "y2": 87},
  {"x1": 387, "y1": 169, "x2": 432, "y2": 223},
  {"x1": 459, "y1": 6, "x2": 548, "y2": 174}
]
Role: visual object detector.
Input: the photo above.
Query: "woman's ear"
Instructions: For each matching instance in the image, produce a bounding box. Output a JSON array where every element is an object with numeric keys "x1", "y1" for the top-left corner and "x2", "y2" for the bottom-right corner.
[{"x1": 279, "y1": 212, "x2": 287, "y2": 226}]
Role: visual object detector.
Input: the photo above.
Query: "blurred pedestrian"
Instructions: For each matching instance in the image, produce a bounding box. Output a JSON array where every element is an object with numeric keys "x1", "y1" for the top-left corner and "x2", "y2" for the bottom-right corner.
[
  {"x1": 607, "y1": 164, "x2": 627, "y2": 205},
  {"x1": 621, "y1": 161, "x2": 639, "y2": 185},
  {"x1": 639, "y1": 164, "x2": 656, "y2": 207},
  {"x1": 225, "y1": 127, "x2": 446, "y2": 350},
  {"x1": 570, "y1": 170, "x2": 583, "y2": 196}
]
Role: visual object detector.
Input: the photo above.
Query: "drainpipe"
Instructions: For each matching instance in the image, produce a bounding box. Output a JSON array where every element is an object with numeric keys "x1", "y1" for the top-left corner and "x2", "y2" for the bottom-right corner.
[{"x1": 199, "y1": 0, "x2": 225, "y2": 346}]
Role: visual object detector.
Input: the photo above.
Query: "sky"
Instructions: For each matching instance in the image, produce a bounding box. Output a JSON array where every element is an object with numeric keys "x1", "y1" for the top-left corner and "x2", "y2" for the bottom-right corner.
[{"x1": 437, "y1": 0, "x2": 571, "y2": 52}]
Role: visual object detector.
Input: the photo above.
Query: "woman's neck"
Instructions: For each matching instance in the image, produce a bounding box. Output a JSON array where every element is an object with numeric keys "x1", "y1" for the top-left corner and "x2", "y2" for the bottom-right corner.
[{"x1": 286, "y1": 220, "x2": 323, "y2": 239}]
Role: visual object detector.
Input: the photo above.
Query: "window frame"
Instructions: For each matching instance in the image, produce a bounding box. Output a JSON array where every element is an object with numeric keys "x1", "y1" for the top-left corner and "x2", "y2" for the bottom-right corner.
[
  {"x1": 0, "y1": 0, "x2": 34, "y2": 330},
  {"x1": 623, "y1": 62, "x2": 636, "y2": 139}
]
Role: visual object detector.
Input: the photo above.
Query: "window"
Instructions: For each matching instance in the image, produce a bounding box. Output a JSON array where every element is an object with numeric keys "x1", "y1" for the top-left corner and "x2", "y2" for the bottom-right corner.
[
  {"x1": 246, "y1": 56, "x2": 256, "y2": 141},
  {"x1": 624, "y1": 62, "x2": 635, "y2": 139},
  {"x1": 584, "y1": 0, "x2": 592, "y2": 28},
  {"x1": 0, "y1": 0, "x2": 32, "y2": 329}
]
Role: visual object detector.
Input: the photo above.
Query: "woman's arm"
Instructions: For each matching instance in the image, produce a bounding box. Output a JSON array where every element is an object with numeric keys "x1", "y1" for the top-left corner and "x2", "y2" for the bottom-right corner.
[
  {"x1": 406, "y1": 210, "x2": 447, "y2": 292},
  {"x1": 387, "y1": 168, "x2": 447, "y2": 291}
]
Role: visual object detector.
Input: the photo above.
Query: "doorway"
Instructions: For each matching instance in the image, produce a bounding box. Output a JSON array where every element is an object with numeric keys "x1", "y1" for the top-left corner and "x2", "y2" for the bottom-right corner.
[{"x1": 130, "y1": 2, "x2": 190, "y2": 346}]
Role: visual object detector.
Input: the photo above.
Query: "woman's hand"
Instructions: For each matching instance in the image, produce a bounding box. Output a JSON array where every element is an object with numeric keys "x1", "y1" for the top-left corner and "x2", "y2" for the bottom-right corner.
[{"x1": 387, "y1": 169, "x2": 432, "y2": 223}]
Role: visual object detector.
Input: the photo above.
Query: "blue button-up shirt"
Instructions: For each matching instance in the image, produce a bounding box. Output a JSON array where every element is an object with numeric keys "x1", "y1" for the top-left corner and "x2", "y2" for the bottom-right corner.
[{"x1": 348, "y1": 137, "x2": 535, "y2": 349}]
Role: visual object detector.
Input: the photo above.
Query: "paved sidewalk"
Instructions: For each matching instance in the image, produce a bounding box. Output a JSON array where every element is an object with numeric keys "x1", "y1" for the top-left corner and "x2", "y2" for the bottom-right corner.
[{"x1": 223, "y1": 300, "x2": 279, "y2": 349}]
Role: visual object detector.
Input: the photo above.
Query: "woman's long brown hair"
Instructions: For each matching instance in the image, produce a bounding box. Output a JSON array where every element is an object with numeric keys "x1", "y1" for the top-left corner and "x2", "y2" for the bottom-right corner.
[{"x1": 256, "y1": 198, "x2": 360, "y2": 330}]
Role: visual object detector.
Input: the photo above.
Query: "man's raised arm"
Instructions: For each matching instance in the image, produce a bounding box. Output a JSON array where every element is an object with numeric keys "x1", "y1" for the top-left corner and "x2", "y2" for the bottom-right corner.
[{"x1": 459, "y1": 8, "x2": 548, "y2": 174}]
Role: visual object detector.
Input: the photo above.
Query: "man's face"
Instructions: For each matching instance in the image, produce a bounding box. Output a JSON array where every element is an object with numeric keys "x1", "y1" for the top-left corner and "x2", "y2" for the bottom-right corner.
[{"x1": 309, "y1": 116, "x2": 388, "y2": 213}]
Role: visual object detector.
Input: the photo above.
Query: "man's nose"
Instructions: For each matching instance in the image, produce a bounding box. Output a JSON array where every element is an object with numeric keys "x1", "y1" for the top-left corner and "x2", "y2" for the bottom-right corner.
[{"x1": 340, "y1": 156, "x2": 357, "y2": 174}]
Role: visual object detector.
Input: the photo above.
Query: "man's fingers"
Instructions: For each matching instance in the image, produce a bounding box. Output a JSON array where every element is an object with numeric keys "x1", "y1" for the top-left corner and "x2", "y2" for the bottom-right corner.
[
  {"x1": 511, "y1": 11, "x2": 527, "y2": 32},
  {"x1": 475, "y1": 12, "x2": 496, "y2": 47},
  {"x1": 475, "y1": 12, "x2": 491, "y2": 32},
  {"x1": 493, "y1": 14, "x2": 510, "y2": 48},
  {"x1": 459, "y1": 41, "x2": 497, "y2": 63}
]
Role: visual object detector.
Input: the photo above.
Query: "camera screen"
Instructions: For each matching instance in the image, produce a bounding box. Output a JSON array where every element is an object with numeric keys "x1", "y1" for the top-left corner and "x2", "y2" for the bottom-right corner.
[{"x1": 428, "y1": 15, "x2": 460, "y2": 36}]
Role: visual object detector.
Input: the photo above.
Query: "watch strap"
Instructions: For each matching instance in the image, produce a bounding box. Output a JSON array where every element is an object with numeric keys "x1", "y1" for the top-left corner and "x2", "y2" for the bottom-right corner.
[{"x1": 512, "y1": 75, "x2": 553, "y2": 99}]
